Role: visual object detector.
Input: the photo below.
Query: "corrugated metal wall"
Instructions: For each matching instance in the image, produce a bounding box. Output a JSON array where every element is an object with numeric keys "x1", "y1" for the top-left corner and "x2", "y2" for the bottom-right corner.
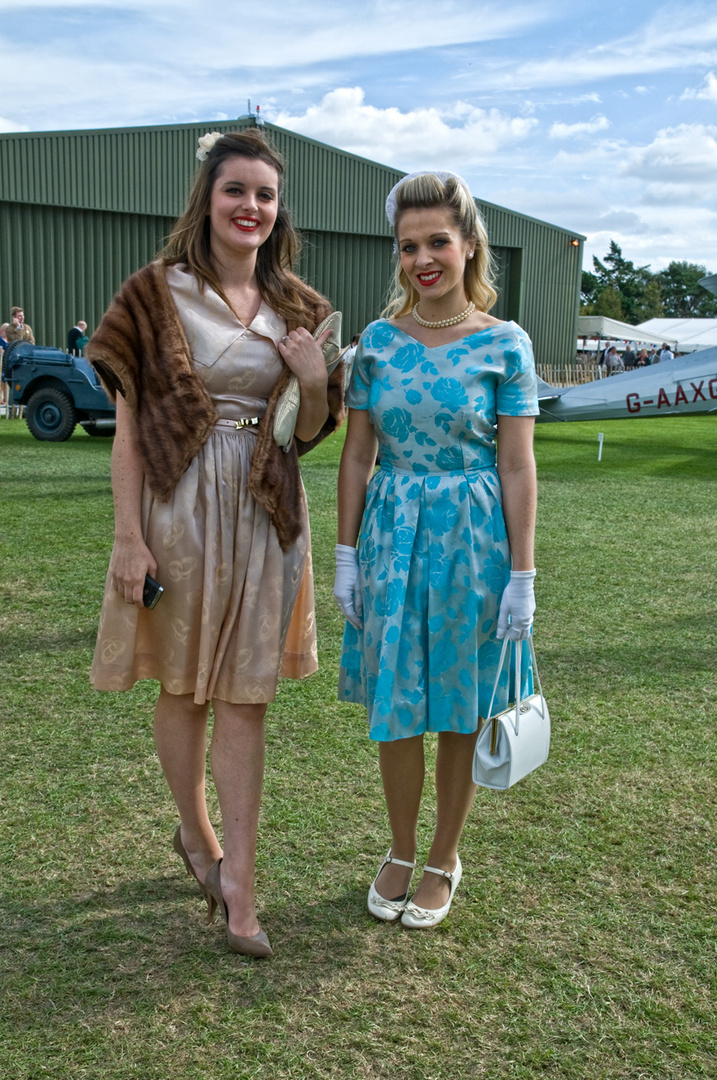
[
  {"x1": 0, "y1": 119, "x2": 401, "y2": 235},
  {"x1": 299, "y1": 230, "x2": 395, "y2": 335},
  {"x1": 0, "y1": 201, "x2": 173, "y2": 348},
  {"x1": 0, "y1": 119, "x2": 583, "y2": 362},
  {"x1": 0, "y1": 128, "x2": 193, "y2": 217},
  {"x1": 267, "y1": 131, "x2": 402, "y2": 237},
  {"x1": 478, "y1": 201, "x2": 583, "y2": 363}
]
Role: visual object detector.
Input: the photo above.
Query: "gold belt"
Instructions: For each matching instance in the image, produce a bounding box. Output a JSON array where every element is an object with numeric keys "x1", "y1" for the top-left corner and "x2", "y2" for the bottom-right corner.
[{"x1": 214, "y1": 417, "x2": 261, "y2": 432}]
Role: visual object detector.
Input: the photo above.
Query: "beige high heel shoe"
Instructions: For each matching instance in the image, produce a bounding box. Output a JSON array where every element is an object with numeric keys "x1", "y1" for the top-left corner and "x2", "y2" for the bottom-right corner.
[
  {"x1": 204, "y1": 860, "x2": 273, "y2": 958},
  {"x1": 172, "y1": 827, "x2": 216, "y2": 924}
]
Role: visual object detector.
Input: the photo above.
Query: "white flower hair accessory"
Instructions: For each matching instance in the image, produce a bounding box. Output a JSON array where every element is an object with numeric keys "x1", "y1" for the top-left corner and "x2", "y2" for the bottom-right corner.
[
  {"x1": 385, "y1": 170, "x2": 473, "y2": 227},
  {"x1": 196, "y1": 131, "x2": 223, "y2": 162}
]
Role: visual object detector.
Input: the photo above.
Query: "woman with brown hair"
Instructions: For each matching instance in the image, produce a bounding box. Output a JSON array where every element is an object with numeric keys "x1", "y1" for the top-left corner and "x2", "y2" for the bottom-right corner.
[{"x1": 88, "y1": 129, "x2": 343, "y2": 957}]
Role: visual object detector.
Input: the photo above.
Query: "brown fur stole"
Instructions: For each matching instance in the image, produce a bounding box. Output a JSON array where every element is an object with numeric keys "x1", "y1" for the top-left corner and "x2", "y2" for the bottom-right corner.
[
  {"x1": 249, "y1": 360, "x2": 345, "y2": 550},
  {"x1": 87, "y1": 261, "x2": 344, "y2": 551}
]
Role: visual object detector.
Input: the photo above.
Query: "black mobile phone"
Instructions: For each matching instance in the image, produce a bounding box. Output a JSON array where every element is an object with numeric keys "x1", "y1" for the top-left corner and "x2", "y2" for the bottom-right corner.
[{"x1": 143, "y1": 574, "x2": 164, "y2": 609}]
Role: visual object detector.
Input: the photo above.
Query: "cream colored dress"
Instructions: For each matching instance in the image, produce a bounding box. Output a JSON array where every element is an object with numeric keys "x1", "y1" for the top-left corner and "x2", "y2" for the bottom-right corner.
[{"x1": 91, "y1": 266, "x2": 317, "y2": 704}]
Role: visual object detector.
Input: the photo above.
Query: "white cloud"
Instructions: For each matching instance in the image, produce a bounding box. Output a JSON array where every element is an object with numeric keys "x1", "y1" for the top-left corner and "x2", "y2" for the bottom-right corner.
[
  {"x1": 2, "y1": 1, "x2": 553, "y2": 69},
  {"x1": 549, "y1": 115, "x2": 610, "y2": 139},
  {"x1": 593, "y1": 209, "x2": 644, "y2": 231},
  {"x1": 621, "y1": 123, "x2": 717, "y2": 187},
  {"x1": 640, "y1": 181, "x2": 716, "y2": 205},
  {"x1": 0, "y1": 0, "x2": 176, "y2": 5},
  {"x1": 0, "y1": 1, "x2": 555, "y2": 131},
  {"x1": 271, "y1": 87, "x2": 538, "y2": 171},
  {"x1": 681, "y1": 71, "x2": 717, "y2": 101},
  {"x1": 490, "y1": 5, "x2": 717, "y2": 90},
  {"x1": 0, "y1": 117, "x2": 29, "y2": 132}
]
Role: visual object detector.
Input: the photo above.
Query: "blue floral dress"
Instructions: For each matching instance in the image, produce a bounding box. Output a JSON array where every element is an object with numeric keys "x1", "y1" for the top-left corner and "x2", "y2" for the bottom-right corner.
[{"x1": 338, "y1": 319, "x2": 540, "y2": 742}]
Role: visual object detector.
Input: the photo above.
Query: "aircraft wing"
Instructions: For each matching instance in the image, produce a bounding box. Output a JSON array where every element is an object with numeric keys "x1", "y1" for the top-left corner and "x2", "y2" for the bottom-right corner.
[
  {"x1": 537, "y1": 347, "x2": 717, "y2": 422},
  {"x1": 535, "y1": 377, "x2": 565, "y2": 403}
]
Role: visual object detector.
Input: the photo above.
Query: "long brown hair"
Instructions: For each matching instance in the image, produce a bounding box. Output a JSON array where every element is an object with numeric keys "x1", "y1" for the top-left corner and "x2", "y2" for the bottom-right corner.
[
  {"x1": 159, "y1": 129, "x2": 330, "y2": 331},
  {"x1": 383, "y1": 173, "x2": 497, "y2": 318}
]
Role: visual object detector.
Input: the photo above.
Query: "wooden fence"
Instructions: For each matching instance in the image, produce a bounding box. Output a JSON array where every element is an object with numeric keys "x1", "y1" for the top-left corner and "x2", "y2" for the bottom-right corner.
[{"x1": 536, "y1": 363, "x2": 601, "y2": 387}]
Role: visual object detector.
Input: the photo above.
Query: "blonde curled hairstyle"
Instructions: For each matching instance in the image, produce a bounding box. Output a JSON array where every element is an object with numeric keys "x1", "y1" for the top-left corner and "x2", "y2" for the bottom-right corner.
[{"x1": 383, "y1": 173, "x2": 497, "y2": 319}]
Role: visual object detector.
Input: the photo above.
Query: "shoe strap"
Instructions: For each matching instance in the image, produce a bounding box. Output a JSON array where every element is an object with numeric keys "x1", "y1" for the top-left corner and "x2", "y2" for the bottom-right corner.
[
  {"x1": 423, "y1": 864, "x2": 454, "y2": 880},
  {"x1": 386, "y1": 853, "x2": 416, "y2": 870}
]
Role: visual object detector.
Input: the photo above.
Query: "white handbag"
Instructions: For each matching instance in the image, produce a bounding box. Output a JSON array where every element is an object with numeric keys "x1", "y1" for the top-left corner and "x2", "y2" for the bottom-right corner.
[
  {"x1": 472, "y1": 635, "x2": 550, "y2": 790},
  {"x1": 273, "y1": 310, "x2": 344, "y2": 450}
]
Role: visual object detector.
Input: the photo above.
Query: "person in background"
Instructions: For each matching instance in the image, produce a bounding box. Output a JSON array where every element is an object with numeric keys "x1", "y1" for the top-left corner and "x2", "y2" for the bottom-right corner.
[
  {"x1": 623, "y1": 345, "x2": 636, "y2": 370},
  {"x1": 335, "y1": 171, "x2": 538, "y2": 930},
  {"x1": 605, "y1": 346, "x2": 622, "y2": 374},
  {"x1": 1, "y1": 307, "x2": 35, "y2": 345},
  {"x1": 659, "y1": 342, "x2": 674, "y2": 364},
  {"x1": 0, "y1": 331, "x2": 7, "y2": 413},
  {"x1": 341, "y1": 334, "x2": 360, "y2": 385},
  {"x1": 68, "y1": 320, "x2": 89, "y2": 354},
  {"x1": 76, "y1": 326, "x2": 90, "y2": 354},
  {"x1": 0, "y1": 309, "x2": 34, "y2": 418},
  {"x1": 597, "y1": 347, "x2": 607, "y2": 376}
]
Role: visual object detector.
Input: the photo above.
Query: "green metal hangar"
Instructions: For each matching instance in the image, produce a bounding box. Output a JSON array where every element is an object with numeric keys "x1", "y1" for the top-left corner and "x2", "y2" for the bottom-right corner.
[{"x1": 0, "y1": 117, "x2": 583, "y2": 364}]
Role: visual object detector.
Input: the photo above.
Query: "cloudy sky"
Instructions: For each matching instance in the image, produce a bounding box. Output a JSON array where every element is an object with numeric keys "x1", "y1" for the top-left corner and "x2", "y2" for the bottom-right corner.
[{"x1": 3, "y1": 0, "x2": 717, "y2": 273}]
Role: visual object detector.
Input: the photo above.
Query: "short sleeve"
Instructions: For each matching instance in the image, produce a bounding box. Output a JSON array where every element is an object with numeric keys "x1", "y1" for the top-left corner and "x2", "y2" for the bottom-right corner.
[
  {"x1": 495, "y1": 327, "x2": 540, "y2": 416},
  {"x1": 345, "y1": 334, "x2": 371, "y2": 411}
]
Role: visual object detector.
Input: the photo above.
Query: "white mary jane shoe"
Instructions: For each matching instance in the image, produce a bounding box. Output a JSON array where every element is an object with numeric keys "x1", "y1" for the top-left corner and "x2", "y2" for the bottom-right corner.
[
  {"x1": 367, "y1": 851, "x2": 416, "y2": 922},
  {"x1": 400, "y1": 856, "x2": 462, "y2": 929}
]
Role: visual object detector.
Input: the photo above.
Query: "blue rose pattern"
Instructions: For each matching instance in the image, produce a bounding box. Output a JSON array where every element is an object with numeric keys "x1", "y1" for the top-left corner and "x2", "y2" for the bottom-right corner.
[{"x1": 339, "y1": 320, "x2": 539, "y2": 741}]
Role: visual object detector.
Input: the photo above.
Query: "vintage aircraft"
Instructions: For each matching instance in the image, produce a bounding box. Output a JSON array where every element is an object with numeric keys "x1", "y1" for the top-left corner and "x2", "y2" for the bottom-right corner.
[{"x1": 537, "y1": 347, "x2": 717, "y2": 422}]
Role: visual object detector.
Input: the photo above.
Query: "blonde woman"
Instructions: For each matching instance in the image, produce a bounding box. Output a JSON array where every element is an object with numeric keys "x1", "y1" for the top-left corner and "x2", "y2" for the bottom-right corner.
[{"x1": 335, "y1": 172, "x2": 538, "y2": 928}]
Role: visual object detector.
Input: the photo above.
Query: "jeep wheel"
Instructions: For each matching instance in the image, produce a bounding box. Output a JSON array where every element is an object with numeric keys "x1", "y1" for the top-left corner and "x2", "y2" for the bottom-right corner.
[{"x1": 26, "y1": 388, "x2": 77, "y2": 441}]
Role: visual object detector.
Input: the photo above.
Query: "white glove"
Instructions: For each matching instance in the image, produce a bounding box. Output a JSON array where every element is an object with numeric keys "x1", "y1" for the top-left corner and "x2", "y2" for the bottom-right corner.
[
  {"x1": 497, "y1": 569, "x2": 536, "y2": 641},
  {"x1": 334, "y1": 544, "x2": 363, "y2": 629}
]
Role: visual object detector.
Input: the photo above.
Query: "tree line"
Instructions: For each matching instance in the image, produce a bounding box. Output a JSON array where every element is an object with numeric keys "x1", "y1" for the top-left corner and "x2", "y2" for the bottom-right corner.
[{"x1": 581, "y1": 241, "x2": 717, "y2": 325}]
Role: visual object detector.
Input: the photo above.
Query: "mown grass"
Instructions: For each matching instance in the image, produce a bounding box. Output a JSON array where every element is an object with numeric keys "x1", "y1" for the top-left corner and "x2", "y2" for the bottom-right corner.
[{"x1": 0, "y1": 415, "x2": 715, "y2": 1079}]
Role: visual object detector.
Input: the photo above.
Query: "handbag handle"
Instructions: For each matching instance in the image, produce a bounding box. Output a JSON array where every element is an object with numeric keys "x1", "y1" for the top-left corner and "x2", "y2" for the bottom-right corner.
[{"x1": 485, "y1": 635, "x2": 545, "y2": 739}]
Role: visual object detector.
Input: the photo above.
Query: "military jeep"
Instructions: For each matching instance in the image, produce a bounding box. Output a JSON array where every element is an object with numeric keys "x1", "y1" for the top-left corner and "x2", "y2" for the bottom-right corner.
[{"x1": 3, "y1": 340, "x2": 116, "y2": 441}]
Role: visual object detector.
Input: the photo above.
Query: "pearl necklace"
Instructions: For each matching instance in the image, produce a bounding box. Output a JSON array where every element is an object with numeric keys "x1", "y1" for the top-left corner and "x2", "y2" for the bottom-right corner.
[{"x1": 412, "y1": 301, "x2": 475, "y2": 329}]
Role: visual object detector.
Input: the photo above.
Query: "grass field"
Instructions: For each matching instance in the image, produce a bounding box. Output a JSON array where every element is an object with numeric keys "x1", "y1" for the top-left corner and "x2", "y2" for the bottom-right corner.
[{"x1": 0, "y1": 415, "x2": 715, "y2": 1079}]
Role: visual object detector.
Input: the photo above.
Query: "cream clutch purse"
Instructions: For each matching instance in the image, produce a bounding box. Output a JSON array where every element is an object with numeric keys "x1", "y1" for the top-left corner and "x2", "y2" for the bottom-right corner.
[{"x1": 274, "y1": 311, "x2": 344, "y2": 450}]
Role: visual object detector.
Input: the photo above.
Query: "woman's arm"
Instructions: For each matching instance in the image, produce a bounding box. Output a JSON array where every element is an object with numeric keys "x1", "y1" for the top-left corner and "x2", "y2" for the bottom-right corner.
[
  {"x1": 337, "y1": 409, "x2": 378, "y2": 546},
  {"x1": 334, "y1": 408, "x2": 378, "y2": 627},
  {"x1": 108, "y1": 394, "x2": 157, "y2": 606},
  {"x1": 495, "y1": 414, "x2": 537, "y2": 639},
  {"x1": 496, "y1": 414, "x2": 537, "y2": 569}
]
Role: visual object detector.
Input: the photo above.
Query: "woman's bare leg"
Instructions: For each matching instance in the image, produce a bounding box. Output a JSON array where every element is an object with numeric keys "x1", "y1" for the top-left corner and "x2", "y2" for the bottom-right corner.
[
  {"x1": 374, "y1": 734, "x2": 425, "y2": 899},
  {"x1": 153, "y1": 688, "x2": 222, "y2": 884},
  {"x1": 409, "y1": 730, "x2": 479, "y2": 910},
  {"x1": 210, "y1": 700, "x2": 267, "y2": 939}
]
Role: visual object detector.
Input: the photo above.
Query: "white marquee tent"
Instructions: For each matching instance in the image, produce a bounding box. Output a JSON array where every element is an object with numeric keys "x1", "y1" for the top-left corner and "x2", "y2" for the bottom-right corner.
[
  {"x1": 636, "y1": 318, "x2": 717, "y2": 354},
  {"x1": 577, "y1": 316, "x2": 677, "y2": 348}
]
